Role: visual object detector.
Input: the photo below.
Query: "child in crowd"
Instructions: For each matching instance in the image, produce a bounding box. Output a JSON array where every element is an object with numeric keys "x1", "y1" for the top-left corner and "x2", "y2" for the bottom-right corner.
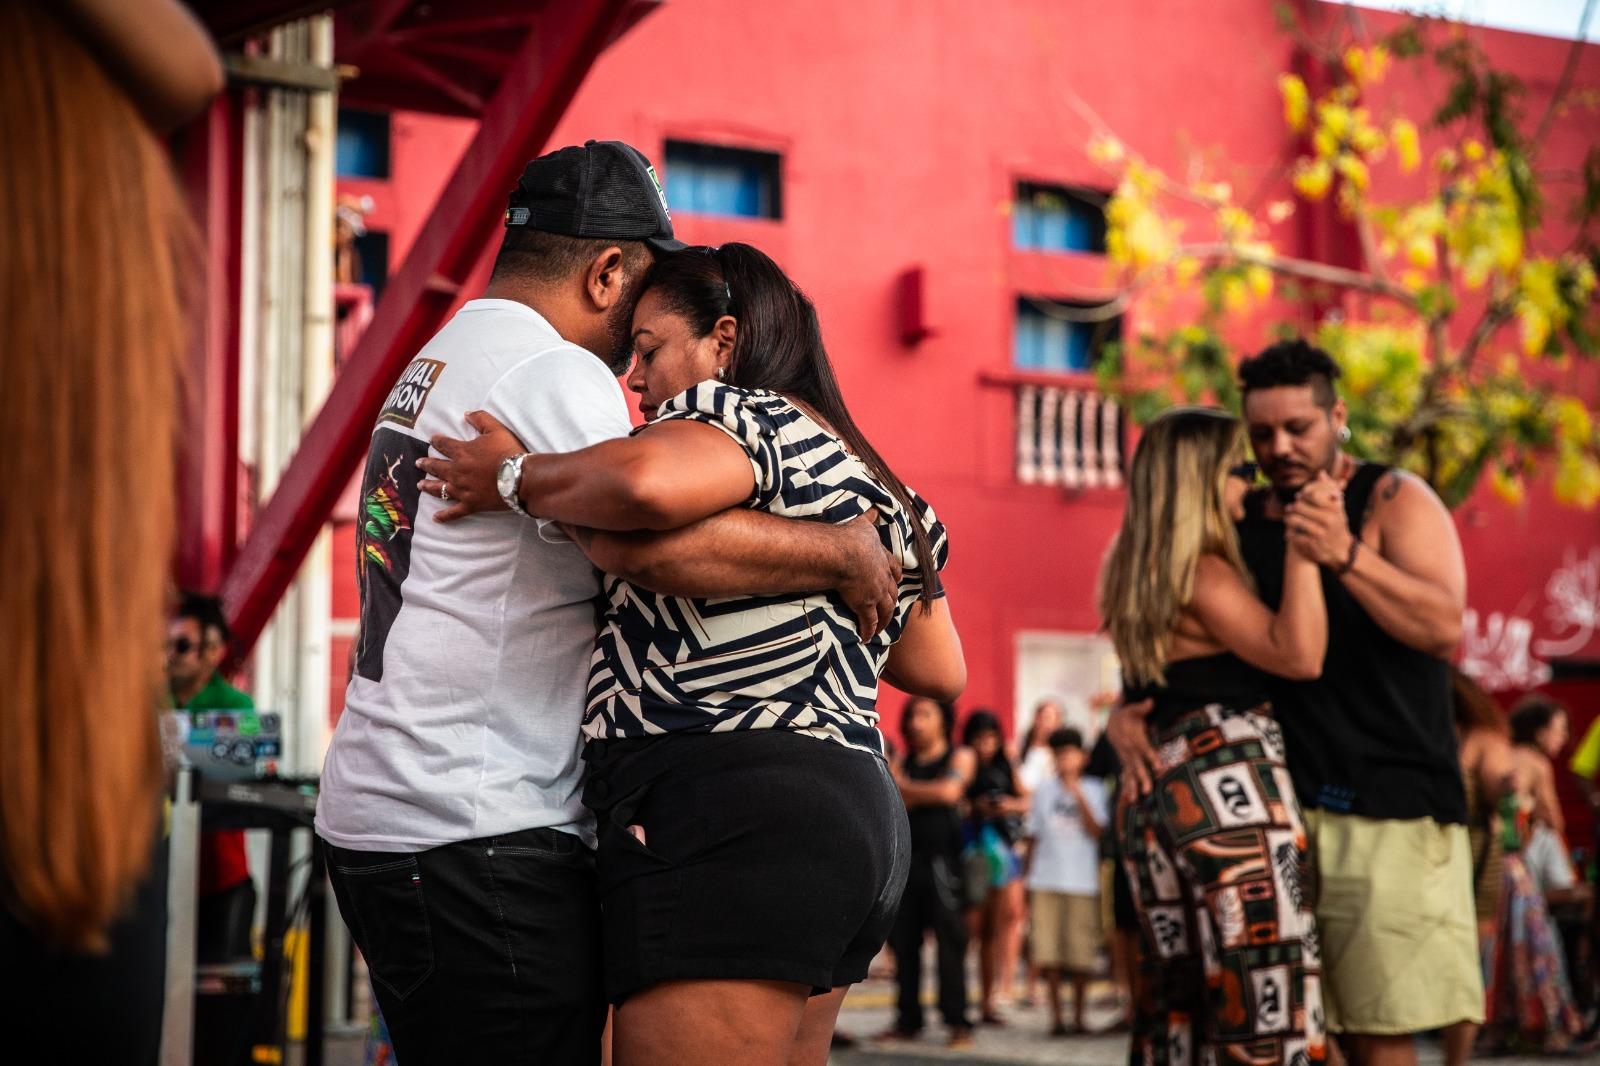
[{"x1": 1024, "y1": 728, "x2": 1108, "y2": 1035}]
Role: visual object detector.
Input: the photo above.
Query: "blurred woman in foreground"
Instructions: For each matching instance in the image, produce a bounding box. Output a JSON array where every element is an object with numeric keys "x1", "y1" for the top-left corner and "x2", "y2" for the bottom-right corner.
[{"x1": 0, "y1": 1, "x2": 221, "y2": 1060}]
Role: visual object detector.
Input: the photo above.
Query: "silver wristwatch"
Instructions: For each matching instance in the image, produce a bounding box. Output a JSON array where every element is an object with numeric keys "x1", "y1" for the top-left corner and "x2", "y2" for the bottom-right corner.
[{"x1": 497, "y1": 453, "x2": 531, "y2": 516}]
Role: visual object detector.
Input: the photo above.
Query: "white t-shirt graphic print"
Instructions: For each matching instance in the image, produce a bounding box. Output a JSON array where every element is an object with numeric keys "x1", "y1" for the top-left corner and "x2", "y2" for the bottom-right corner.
[{"x1": 317, "y1": 299, "x2": 631, "y2": 852}]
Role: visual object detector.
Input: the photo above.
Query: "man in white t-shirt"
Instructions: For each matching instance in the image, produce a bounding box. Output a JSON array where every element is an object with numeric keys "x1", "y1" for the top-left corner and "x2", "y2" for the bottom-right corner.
[
  {"x1": 316, "y1": 141, "x2": 898, "y2": 1066},
  {"x1": 1024, "y1": 727, "x2": 1109, "y2": 1037}
]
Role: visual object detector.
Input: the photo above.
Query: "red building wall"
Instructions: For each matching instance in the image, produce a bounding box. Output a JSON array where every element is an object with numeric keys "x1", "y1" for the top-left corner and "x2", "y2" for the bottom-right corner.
[{"x1": 332, "y1": 1, "x2": 1600, "y2": 759}]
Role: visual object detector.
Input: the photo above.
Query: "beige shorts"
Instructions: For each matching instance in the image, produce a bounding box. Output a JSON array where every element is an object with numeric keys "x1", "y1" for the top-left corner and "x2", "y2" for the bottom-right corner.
[
  {"x1": 1029, "y1": 890, "x2": 1100, "y2": 973},
  {"x1": 1305, "y1": 809, "x2": 1485, "y2": 1034}
]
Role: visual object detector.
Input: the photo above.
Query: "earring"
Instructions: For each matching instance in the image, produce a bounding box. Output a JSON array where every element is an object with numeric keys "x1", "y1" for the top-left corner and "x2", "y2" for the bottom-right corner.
[
  {"x1": 715, "y1": 367, "x2": 726, "y2": 381},
  {"x1": 1339, "y1": 426, "x2": 1352, "y2": 443}
]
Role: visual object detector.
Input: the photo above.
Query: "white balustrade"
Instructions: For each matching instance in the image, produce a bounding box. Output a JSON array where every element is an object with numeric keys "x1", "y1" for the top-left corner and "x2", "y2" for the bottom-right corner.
[
  {"x1": 1016, "y1": 385, "x2": 1040, "y2": 485},
  {"x1": 1038, "y1": 388, "x2": 1061, "y2": 486},
  {"x1": 1099, "y1": 395, "x2": 1123, "y2": 488},
  {"x1": 1012, "y1": 382, "x2": 1123, "y2": 489}
]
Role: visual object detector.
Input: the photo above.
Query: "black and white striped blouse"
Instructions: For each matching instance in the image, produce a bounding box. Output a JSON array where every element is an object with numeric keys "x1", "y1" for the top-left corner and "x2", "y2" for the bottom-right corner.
[{"x1": 582, "y1": 382, "x2": 950, "y2": 756}]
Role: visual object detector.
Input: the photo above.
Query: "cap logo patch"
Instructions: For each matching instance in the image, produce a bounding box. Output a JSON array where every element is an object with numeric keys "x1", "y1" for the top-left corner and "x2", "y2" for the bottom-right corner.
[
  {"x1": 646, "y1": 164, "x2": 671, "y2": 220},
  {"x1": 505, "y1": 206, "x2": 531, "y2": 226}
]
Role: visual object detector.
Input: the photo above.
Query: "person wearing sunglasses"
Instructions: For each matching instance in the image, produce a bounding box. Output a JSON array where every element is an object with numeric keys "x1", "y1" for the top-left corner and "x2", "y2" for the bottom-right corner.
[{"x1": 168, "y1": 592, "x2": 257, "y2": 968}]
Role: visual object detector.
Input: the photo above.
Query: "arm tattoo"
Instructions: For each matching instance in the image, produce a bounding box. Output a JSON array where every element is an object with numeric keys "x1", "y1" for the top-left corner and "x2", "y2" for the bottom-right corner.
[{"x1": 1361, "y1": 469, "x2": 1404, "y2": 530}]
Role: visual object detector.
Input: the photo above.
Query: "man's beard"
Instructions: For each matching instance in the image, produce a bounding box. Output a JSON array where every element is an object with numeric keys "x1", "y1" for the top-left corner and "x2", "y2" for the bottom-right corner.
[
  {"x1": 600, "y1": 281, "x2": 639, "y2": 375},
  {"x1": 1269, "y1": 441, "x2": 1341, "y2": 503}
]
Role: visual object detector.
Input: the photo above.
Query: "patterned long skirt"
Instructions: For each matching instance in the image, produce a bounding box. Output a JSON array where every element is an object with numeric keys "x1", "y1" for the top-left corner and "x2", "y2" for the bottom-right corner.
[
  {"x1": 1482, "y1": 851, "x2": 1582, "y2": 1047},
  {"x1": 1119, "y1": 704, "x2": 1326, "y2": 1066}
]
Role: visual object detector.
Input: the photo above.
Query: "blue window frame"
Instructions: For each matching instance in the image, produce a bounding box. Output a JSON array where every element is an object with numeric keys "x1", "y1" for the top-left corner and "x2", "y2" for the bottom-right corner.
[
  {"x1": 664, "y1": 141, "x2": 781, "y2": 219},
  {"x1": 1014, "y1": 298, "x2": 1119, "y2": 373},
  {"x1": 353, "y1": 230, "x2": 389, "y2": 301},
  {"x1": 336, "y1": 108, "x2": 391, "y2": 179},
  {"x1": 1013, "y1": 182, "x2": 1107, "y2": 253}
]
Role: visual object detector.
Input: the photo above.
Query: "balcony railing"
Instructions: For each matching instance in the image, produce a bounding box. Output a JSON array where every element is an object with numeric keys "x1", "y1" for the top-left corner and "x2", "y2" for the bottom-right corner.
[{"x1": 1011, "y1": 379, "x2": 1124, "y2": 489}]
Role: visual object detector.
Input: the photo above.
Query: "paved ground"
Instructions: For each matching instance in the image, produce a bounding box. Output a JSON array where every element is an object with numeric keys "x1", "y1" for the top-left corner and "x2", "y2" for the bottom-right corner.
[
  {"x1": 305, "y1": 966, "x2": 1575, "y2": 1066},
  {"x1": 828, "y1": 972, "x2": 1133, "y2": 1065}
]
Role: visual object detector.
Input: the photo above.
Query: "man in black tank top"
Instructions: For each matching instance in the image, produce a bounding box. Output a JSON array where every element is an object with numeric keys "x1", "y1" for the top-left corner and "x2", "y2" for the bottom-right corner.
[
  {"x1": 1238, "y1": 342, "x2": 1479, "y2": 1064},
  {"x1": 1112, "y1": 340, "x2": 1483, "y2": 1065}
]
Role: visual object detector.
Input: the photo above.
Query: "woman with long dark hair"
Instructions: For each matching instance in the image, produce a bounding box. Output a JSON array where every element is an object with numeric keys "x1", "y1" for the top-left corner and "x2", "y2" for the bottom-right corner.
[
  {"x1": 882, "y1": 696, "x2": 976, "y2": 1047},
  {"x1": 960, "y1": 709, "x2": 1029, "y2": 1024},
  {"x1": 419, "y1": 243, "x2": 965, "y2": 1065}
]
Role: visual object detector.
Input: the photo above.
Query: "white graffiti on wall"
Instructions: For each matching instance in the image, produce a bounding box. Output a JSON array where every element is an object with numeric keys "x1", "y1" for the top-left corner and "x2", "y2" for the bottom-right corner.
[
  {"x1": 1459, "y1": 609, "x2": 1553, "y2": 691},
  {"x1": 1533, "y1": 547, "x2": 1600, "y2": 659}
]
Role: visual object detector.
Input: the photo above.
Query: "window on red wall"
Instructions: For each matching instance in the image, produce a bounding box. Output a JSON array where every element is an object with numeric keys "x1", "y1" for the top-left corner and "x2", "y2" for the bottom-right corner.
[
  {"x1": 664, "y1": 141, "x2": 782, "y2": 219},
  {"x1": 336, "y1": 108, "x2": 391, "y2": 179},
  {"x1": 1013, "y1": 183, "x2": 1107, "y2": 254},
  {"x1": 1014, "y1": 298, "x2": 1120, "y2": 373}
]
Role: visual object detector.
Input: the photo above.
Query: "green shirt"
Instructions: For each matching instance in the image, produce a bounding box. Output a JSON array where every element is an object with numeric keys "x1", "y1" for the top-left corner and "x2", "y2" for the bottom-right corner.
[{"x1": 181, "y1": 673, "x2": 254, "y2": 712}]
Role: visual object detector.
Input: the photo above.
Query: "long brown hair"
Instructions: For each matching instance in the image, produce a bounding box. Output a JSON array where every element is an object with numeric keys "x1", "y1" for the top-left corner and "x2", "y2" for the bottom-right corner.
[
  {"x1": 1451, "y1": 668, "x2": 1508, "y2": 739},
  {"x1": 1098, "y1": 407, "x2": 1249, "y2": 686},
  {"x1": 0, "y1": 2, "x2": 190, "y2": 951}
]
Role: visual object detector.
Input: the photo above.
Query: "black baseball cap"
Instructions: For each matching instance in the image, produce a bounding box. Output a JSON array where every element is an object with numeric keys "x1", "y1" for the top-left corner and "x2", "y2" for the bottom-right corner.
[{"x1": 505, "y1": 139, "x2": 685, "y2": 253}]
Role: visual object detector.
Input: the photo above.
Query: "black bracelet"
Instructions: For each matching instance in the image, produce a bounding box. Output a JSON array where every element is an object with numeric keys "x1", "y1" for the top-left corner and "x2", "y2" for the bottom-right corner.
[{"x1": 1335, "y1": 539, "x2": 1361, "y2": 577}]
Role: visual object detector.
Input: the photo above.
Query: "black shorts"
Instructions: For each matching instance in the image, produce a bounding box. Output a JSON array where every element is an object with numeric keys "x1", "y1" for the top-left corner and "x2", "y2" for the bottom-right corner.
[{"x1": 583, "y1": 729, "x2": 911, "y2": 1004}]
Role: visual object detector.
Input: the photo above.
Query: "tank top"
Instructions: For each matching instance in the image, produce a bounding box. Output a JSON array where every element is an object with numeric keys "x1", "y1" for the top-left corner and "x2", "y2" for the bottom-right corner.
[
  {"x1": 1236, "y1": 463, "x2": 1467, "y2": 824},
  {"x1": 904, "y1": 747, "x2": 963, "y2": 860},
  {"x1": 1123, "y1": 652, "x2": 1272, "y2": 732}
]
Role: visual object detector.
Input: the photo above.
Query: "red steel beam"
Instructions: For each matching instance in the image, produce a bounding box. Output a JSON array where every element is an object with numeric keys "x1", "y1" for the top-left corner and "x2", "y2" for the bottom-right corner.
[
  {"x1": 221, "y1": 0, "x2": 637, "y2": 657},
  {"x1": 177, "y1": 95, "x2": 244, "y2": 594}
]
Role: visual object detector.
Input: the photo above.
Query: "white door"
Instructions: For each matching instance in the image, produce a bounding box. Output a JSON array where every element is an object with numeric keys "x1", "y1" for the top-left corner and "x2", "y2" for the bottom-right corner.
[{"x1": 1013, "y1": 630, "x2": 1120, "y2": 748}]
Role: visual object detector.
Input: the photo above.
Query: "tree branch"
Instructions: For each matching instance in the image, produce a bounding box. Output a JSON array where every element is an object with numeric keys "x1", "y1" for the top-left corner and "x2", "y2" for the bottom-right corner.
[
  {"x1": 1172, "y1": 242, "x2": 1422, "y2": 309},
  {"x1": 1533, "y1": 0, "x2": 1598, "y2": 146},
  {"x1": 1455, "y1": 299, "x2": 1514, "y2": 376},
  {"x1": 1355, "y1": 210, "x2": 1393, "y2": 287},
  {"x1": 1399, "y1": 298, "x2": 1513, "y2": 448}
]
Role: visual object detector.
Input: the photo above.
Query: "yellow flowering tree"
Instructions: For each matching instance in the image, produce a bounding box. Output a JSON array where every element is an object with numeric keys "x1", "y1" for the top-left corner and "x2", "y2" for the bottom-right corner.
[{"x1": 1092, "y1": 11, "x2": 1600, "y2": 508}]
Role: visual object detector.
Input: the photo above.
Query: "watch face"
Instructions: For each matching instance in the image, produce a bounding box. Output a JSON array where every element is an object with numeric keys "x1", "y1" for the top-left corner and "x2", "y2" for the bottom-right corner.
[{"x1": 497, "y1": 459, "x2": 515, "y2": 499}]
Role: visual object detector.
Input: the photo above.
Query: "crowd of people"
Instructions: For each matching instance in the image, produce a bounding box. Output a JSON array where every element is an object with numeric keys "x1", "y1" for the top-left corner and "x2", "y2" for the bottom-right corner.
[
  {"x1": 5, "y1": 2, "x2": 1599, "y2": 1063},
  {"x1": 878, "y1": 696, "x2": 1118, "y2": 1046}
]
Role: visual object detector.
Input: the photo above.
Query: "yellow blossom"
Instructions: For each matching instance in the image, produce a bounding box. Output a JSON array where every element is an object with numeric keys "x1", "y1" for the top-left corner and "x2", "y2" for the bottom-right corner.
[
  {"x1": 1221, "y1": 275, "x2": 1249, "y2": 313},
  {"x1": 1517, "y1": 259, "x2": 1560, "y2": 353},
  {"x1": 1350, "y1": 110, "x2": 1387, "y2": 155},
  {"x1": 1293, "y1": 159, "x2": 1333, "y2": 200},
  {"x1": 1552, "y1": 396, "x2": 1594, "y2": 444},
  {"x1": 1335, "y1": 154, "x2": 1370, "y2": 192},
  {"x1": 1490, "y1": 468, "x2": 1526, "y2": 506},
  {"x1": 1343, "y1": 45, "x2": 1391, "y2": 87},
  {"x1": 1280, "y1": 74, "x2": 1311, "y2": 132},
  {"x1": 1392, "y1": 119, "x2": 1421, "y2": 172},
  {"x1": 1405, "y1": 232, "x2": 1437, "y2": 269},
  {"x1": 1554, "y1": 451, "x2": 1600, "y2": 508},
  {"x1": 1087, "y1": 134, "x2": 1125, "y2": 167},
  {"x1": 1246, "y1": 265, "x2": 1273, "y2": 299},
  {"x1": 1218, "y1": 205, "x2": 1253, "y2": 241}
]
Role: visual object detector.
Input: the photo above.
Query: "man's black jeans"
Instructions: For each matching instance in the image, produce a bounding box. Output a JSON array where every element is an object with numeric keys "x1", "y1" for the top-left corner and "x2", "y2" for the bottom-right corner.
[{"x1": 324, "y1": 826, "x2": 604, "y2": 1066}]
